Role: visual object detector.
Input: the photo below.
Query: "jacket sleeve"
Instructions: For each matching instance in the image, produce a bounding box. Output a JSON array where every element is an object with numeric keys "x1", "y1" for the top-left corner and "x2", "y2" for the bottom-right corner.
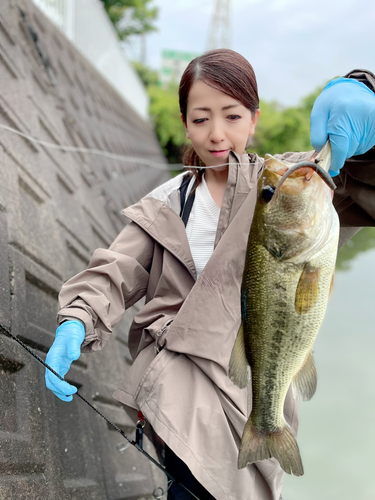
[
  {"x1": 333, "y1": 69, "x2": 375, "y2": 246},
  {"x1": 57, "y1": 221, "x2": 155, "y2": 352}
]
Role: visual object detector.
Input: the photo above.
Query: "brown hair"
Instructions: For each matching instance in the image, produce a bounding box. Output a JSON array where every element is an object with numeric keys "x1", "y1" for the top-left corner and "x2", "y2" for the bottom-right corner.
[{"x1": 179, "y1": 49, "x2": 259, "y2": 182}]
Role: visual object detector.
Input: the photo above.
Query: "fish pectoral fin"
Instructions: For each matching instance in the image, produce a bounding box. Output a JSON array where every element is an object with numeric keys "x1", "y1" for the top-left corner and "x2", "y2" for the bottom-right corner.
[
  {"x1": 228, "y1": 323, "x2": 250, "y2": 389},
  {"x1": 292, "y1": 349, "x2": 317, "y2": 401},
  {"x1": 295, "y1": 264, "x2": 320, "y2": 315}
]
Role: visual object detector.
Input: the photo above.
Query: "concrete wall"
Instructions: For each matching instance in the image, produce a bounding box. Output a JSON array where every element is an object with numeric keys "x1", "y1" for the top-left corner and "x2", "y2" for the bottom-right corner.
[
  {"x1": 31, "y1": 0, "x2": 151, "y2": 121},
  {"x1": 0, "y1": 1, "x2": 170, "y2": 499}
]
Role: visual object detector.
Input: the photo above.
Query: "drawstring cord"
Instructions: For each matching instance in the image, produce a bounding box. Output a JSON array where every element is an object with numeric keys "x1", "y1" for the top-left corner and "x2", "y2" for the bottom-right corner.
[{"x1": 1, "y1": 323, "x2": 201, "y2": 500}]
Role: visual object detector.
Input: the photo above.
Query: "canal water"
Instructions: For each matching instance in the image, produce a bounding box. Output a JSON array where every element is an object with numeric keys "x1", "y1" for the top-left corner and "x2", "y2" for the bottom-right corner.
[{"x1": 283, "y1": 227, "x2": 375, "y2": 500}]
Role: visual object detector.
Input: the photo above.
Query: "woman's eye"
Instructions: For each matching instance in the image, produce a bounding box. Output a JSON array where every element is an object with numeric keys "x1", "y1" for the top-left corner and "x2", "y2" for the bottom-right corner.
[
  {"x1": 193, "y1": 118, "x2": 206, "y2": 124},
  {"x1": 227, "y1": 115, "x2": 241, "y2": 121}
]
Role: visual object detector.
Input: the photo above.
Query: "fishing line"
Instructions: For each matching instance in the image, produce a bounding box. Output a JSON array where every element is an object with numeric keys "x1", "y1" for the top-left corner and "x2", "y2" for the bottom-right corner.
[
  {"x1": 0, "y1": 323, "x2": 201, "y2": 500},
  {"x1": 0, "y1": 123, "x2": 257, "y2": 171},
  {"x1": 0, "y1": 124, "x2": 183, "y2": 171}
]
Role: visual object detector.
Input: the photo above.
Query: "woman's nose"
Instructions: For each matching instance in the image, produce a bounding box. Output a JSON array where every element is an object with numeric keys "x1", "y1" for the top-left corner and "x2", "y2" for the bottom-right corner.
[{"x1": 209, "y1": 121, "x2": 225, "y2": 143}]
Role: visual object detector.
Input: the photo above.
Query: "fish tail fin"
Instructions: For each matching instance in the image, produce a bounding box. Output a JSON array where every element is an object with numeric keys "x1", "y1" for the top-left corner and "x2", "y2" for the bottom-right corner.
[{"x1": 238, "y1": 418, "x2": 304, "y2": 476}]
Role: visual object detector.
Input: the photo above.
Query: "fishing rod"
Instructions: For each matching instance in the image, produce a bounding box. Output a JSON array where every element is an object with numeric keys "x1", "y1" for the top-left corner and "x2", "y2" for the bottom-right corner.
[{"x1": 0, "y1": 323, "x2": 201, "y2": 500}]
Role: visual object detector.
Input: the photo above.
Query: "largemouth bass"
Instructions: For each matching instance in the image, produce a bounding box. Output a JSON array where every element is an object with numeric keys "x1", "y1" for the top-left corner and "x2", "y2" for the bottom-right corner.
[{"x1": 228, "y1": 142, "x2": 339, "y2": 476}]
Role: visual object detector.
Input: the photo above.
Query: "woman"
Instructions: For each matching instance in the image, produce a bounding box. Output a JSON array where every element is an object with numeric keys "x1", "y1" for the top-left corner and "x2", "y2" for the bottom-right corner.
[{"x1": 45, "y1": 50, "x2": 375, "y2": 500}]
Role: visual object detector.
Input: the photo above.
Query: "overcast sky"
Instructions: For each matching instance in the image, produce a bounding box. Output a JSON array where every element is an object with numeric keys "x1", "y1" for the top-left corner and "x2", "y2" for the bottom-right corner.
[{"x1": 129, "y1": 0, "x2": 375, "y2": 106}]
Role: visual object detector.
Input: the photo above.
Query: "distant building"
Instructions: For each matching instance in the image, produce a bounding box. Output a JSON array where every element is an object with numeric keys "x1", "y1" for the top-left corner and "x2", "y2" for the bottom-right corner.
[{"x1": 160, "y1": 49, "x2": 200, "y2": 88}]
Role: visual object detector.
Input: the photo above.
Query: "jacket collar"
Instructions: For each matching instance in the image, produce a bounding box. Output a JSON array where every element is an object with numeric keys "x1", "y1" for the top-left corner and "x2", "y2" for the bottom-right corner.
[
  {"x1": 122, "y1": 152, "x2": 261, "y2": 279},
  {"x1": 214, "y1": 151, "x2": 259, "y2": 247}
]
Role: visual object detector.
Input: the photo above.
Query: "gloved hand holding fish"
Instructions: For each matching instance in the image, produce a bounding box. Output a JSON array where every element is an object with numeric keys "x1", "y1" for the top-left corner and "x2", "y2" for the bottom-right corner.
[
  {"x1": 228, "y1": 141, "x2": 339, "y2": 476},
  {"x1": 310, "y1": 77, "x2": 375, "y2": 176}
]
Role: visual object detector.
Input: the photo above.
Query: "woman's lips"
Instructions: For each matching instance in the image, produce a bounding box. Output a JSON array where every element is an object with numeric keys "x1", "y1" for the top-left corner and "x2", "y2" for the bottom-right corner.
[{"x1": 209, "y1": 149, "x2": 229, "y2": 157}]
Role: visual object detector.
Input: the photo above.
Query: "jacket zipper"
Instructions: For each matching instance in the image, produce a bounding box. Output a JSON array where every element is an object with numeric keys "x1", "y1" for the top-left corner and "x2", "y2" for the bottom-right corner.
[{"x1": 154, "y1": 319, "x2": 173, "y2": 354}]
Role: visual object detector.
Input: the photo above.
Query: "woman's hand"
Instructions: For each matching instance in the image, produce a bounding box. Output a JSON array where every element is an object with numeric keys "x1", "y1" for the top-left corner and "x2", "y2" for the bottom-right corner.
[
  {"x1": 310, "y1": 77, "x2": 375, "y2": 177},
  {"x1": 45, "y1": 320, "x2": 85, "y2": 401}
]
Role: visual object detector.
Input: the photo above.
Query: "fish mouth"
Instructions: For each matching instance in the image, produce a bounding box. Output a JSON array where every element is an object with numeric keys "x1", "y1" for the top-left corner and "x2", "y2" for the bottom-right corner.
[{"x1": 268, "y1": 161, "x2": 336, "y2": 209}]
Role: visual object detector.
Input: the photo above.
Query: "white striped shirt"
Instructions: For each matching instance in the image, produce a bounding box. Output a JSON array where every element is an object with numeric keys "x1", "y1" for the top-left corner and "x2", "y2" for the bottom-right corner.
[{"x1": 185, "y1": 175, "x2": 220, "y2": 278}]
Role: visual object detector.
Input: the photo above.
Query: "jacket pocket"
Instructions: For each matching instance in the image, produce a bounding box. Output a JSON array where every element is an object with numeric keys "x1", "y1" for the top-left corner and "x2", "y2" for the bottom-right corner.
[{"x1": 133, "y1": 346, "x2": 178, "y2": 406}]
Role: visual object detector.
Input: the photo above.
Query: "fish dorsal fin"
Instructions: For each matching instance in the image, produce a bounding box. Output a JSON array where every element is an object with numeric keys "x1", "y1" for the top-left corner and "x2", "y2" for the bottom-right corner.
[
  {"x1": 228, "y1": 323, "x2": 250, "y2": 389},
  {"x1": 295, "y1": 264, "x2": 320, "y2": 315},
  {"x1": 292, "y1": 349, "x2": 317, "y2": 401}
]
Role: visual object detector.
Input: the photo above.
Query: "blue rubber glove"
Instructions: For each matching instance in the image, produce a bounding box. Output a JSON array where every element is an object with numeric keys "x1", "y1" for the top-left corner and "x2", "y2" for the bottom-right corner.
[
  {"x1": 45, "y1": 320, "x2": 85, "y2": 402},
  {"x1": 310, "y1": 77, "x2": 375, "y2": 177}
]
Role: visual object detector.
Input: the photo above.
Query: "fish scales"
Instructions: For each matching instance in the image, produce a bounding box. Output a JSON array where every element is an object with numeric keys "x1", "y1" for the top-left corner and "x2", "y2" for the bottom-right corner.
[
  {"x1": 228, "y1": 142, "x2": 339, "y2": 476},
  {"x1": 244, "y1": 238, "x2": 335, "y2": 430}
]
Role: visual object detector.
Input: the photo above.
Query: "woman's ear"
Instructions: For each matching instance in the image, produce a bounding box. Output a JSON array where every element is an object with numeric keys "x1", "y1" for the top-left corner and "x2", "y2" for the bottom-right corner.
[
  {"x1": 249, "y1": 109, "x2": 261, "y2": 136},
  {"x1": 181, "y1": 114, "x2": 190, "y2": 139}
]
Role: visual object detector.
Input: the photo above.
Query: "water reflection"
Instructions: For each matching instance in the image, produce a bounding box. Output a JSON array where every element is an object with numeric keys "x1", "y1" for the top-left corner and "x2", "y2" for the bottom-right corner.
[
  {"x1": 336, "y1": 227, "x2": 375, "y2": 271},
  {"x1": 283, "y1": 227, "x2": 375, "y2": 499}
]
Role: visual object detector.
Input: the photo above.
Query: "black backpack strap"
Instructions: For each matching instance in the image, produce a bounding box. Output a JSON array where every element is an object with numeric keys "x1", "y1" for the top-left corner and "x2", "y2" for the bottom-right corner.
[
  {"x1": 179, "y1": 174, "x2": 191, "y2": 214},
  {"x1": 179, "y1": 174, "x2": 196, "y2": 227}
]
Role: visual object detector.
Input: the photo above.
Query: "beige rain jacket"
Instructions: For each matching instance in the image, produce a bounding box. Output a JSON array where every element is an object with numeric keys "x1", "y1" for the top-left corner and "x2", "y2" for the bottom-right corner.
[{"x1": 57, "y1": 70, "x2": 375, "y2": 500}]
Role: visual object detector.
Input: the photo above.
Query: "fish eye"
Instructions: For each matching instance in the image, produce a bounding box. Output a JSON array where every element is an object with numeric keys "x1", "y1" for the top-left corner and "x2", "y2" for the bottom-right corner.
[{"x1": 261, "y1": 185, "x2": 275, "y2": 202}]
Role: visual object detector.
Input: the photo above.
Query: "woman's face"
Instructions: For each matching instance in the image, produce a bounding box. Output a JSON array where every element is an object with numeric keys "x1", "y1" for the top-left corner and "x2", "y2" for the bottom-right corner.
[{"x1": 183, "y1": 80, "x2": 260, "y2": 168}]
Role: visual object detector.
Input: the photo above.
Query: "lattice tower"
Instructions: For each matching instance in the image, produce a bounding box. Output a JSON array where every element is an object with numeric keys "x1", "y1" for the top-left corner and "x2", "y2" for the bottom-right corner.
[{"x1": 206, "y1": 0, "x2": 232, "y2": 51}]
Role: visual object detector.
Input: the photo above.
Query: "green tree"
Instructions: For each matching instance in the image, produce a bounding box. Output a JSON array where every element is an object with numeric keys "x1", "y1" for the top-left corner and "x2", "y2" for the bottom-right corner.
[
  {"x1": 132, "y1": 61, "x2": 159, "y2": 87},
  {"x1": 101, "y1": 0, "x2": 159, "y2": 40},
  {"x1": 147, "y1": 83, "x2": 189, "y2": 164},
  {"x1": 132, "y1": 62, "x2": 189, "y2": 164},
  {"x1": 250, "y1": 86, "x2": 325, "y2": 157}
]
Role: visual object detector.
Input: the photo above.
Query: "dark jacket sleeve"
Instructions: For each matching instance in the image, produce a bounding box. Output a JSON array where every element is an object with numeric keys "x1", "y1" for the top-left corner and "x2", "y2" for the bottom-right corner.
[
  {"x1": 57, "y1": 221, "x2": 155, "y2": 352},
  {"x1": 333, "y1": 69, "x2": 375, "y2": 246}
]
